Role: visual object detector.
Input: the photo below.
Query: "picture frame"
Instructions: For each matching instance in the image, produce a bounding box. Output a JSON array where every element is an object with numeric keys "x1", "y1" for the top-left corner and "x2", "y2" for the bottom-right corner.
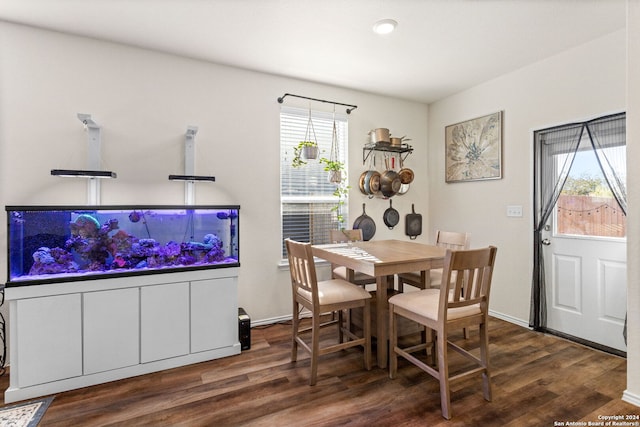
[{"x1": 445, "y1": 111, "x2": 503, "y2": 183}]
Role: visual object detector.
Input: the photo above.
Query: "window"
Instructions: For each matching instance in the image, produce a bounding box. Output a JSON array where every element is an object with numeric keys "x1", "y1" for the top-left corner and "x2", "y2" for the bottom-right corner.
[
  {"x1": 280, "y1": 106, "x2": 348, "y2": 256},
  {"x1": 555, "y1": 136, "x2": 626, "y2": 238}
]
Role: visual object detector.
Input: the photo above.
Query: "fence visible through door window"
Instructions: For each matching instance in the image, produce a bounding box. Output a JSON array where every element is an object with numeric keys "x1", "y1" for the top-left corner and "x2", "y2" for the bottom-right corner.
[{"x1": 555, "y1": 136, "x2": 626, "y2": 238}]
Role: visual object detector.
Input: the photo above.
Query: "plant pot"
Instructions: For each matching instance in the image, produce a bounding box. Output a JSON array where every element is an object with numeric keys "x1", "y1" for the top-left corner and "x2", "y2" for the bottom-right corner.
[
  {"x1": 303, "y1": 146, "x2": 318, "y2": 160},
  {"x1": 328, "y1": 170, "x2": 342, "y2": 183}
]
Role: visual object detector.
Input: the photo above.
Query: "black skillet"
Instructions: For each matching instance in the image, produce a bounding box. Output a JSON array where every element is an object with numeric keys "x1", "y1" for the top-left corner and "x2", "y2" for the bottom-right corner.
[
  {"x1": 405, "y1": 204, "x2": 422, "y2": 240},
  {"x1": 383, "y1": 199, "x2": 400, "y2": 229},
  {"x1": 353, "y1": 203, "x2": 376, "y2": 241}
]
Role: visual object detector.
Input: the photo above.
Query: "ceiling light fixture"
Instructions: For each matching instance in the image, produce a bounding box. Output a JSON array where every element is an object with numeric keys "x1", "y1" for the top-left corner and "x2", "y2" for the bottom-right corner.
[{"x1": 373, "y1": 19, "x2": 397, "y2": 35}]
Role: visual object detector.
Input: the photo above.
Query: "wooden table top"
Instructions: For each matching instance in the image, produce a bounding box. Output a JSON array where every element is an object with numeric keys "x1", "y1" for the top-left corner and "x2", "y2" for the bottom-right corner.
[{"x1": 312, "y1": 239, "x2": 446, "y2": 277}]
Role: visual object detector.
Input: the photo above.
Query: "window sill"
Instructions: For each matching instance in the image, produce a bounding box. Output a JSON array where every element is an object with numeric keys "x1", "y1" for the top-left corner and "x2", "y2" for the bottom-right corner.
[{"x1": 278, "y1": 258, "x2": 331, "y2": 270}]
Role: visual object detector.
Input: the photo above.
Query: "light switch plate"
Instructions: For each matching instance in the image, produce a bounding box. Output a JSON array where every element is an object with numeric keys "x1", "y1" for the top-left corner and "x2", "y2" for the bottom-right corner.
[{"x1": 506, "y1": 205, "x2": 523, "y2": 217}]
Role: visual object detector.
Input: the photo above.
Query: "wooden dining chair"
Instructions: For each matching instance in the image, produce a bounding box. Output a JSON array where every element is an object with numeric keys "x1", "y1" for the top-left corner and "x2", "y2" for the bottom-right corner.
[
  {"x1": 389, "y1": 246, "x2": 498, "y2": 419},
  {"x1": 328, "y1": 229, "x2": 377, "y2": 288},
  {"x1": 397, "y1": 230, "x2": 470, "y2": 292},
  {"x1": 285, "y1": 238, "x2": 372, "y2": 385}
]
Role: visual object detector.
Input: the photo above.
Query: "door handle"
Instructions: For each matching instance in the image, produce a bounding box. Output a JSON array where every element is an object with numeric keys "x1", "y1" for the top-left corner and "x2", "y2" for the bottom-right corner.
[{"x1": 541, "y1": 238, "x2": 551, "y2": 246}]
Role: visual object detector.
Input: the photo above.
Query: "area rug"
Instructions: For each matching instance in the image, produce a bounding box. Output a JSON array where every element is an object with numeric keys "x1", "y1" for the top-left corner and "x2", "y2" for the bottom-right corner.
[{"x1": 0, "y1": 396, "x2": 54, "y2": 427}]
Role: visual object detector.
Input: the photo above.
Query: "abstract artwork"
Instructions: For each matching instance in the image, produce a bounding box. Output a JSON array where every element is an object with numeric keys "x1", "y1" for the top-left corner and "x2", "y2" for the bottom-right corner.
[{"x1": 445, "y1": 111, "x2": 502, "y2": 183}]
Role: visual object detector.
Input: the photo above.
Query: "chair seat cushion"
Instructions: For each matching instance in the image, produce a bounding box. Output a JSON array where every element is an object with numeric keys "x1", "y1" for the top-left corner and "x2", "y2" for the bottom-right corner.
[
  {"x1": 333, "y1": 266, "x2": 375, "y2": 283},
  {"x1": 388, "y1": 289, "x2": 480, "y2": 321},
  {"x1": 298, "y1": 279, "x2": 371, "y2": 306}
]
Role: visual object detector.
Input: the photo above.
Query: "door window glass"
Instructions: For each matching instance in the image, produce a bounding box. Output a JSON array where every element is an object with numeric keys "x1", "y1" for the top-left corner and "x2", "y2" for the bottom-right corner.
[{"x1": 556, "y1": 137, "x2": 626, "y2": 238}]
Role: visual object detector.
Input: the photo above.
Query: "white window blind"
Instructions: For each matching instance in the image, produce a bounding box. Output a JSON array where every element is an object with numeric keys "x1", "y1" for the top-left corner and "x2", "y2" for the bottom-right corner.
[{"x1": 280, "y1": 106, "x2": 349, "y2": 256}]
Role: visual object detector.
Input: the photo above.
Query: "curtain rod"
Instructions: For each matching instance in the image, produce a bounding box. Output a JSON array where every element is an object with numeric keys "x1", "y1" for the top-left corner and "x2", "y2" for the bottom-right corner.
[{"x1": 277, "y1": 93, "x2": 358, "y2": 114}]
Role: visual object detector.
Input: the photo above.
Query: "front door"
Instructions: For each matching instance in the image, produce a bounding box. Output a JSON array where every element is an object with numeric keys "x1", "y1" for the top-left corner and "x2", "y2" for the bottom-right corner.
[{"x1": 541, "y1": 139, "x2": 627, "y2": 352}]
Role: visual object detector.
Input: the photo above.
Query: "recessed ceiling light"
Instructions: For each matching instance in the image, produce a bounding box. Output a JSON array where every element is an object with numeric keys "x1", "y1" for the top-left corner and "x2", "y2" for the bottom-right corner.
[{"x1": 373, "y1": 19, "x2": 397, "y2": 35}]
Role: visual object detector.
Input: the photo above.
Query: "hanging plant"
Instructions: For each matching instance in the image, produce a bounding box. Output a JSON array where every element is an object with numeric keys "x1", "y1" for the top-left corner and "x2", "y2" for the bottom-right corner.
[
  {"x1": 291, "y1": 109, "x2": 319, "y2": 168},
  {"x1": 320, "y1": 110, "x2": 349, "y2": 228},
  {"x1": 320, "y1": 157, "x2": 344, "y2": 183},
  {"x1": 292, "y1": 141, "x2": 319, "y2": 168}
]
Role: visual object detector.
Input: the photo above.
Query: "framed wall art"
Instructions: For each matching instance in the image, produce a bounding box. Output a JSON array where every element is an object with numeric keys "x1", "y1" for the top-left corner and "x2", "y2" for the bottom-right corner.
[{"x1": 445, "y1": 111, "x2": 503, "y2": 183}]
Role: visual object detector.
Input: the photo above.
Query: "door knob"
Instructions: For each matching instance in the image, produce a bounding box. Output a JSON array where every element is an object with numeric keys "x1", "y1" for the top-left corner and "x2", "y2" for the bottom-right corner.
[{"x1": 541, "y1": 238, "x2": 551, "y2": 246}]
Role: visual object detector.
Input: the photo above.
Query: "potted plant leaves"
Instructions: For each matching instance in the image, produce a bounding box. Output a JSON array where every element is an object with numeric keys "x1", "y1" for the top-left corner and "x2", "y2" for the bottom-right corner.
[
  {"x1": 319, "y1": 156, "x2": 349, "y2": 228},
  {"x1": 291, "y1": 109, "x2": 319, "y2": 168},
  {"x1": 292, "y1": 140, "x2": 319, "y2": 168},
  {"x1": 319, "y1": 157, "x2": 344, "y2": 183}
]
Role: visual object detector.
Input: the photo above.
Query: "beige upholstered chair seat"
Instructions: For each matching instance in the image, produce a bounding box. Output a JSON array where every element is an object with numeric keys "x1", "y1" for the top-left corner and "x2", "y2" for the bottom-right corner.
[
  {"x1": 297, "y1": 279, "x2": 372, "y2": 306},
  {"x1": 389, "y1": 289, "x2": 481, "y2": 322}
]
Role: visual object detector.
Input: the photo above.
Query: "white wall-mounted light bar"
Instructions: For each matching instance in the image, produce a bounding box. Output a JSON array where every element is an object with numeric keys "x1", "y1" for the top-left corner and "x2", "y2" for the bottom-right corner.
[
  {"x1": 168, "y1": 126, "x2": 215, "y2": 205},
  {"x1": 51, "y1": 114, "x2": 117, "y2": 205}
]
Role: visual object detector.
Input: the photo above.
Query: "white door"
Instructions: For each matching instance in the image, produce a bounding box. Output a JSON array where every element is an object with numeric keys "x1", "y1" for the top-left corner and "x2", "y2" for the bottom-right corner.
[{"x1": 542, "y1": 145, "x2": 627, "y2": 352}]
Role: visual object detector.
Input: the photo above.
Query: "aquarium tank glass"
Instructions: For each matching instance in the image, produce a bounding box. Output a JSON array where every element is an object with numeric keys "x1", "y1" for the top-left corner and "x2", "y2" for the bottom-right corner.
[{"x1": 5, "y1": 205, "x2": 240, "y2": 286}]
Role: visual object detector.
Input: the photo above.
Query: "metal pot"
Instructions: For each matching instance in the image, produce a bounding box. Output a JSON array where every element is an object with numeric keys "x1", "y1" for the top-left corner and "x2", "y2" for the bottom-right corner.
[
  {"x1": 383, "y1": 199, "x2": 400, "y2": 229},
  {"x1": 363, "y1": 170, "x2": 381, "y2": 196},
  {"x1": 390, "y1": 135, "x2": 411, "y2": 147},
  {"x1": 359, "y1": 171, "x2": 368, "y2": 195},
  {"x1": 353, "y1": 203, "x2": 376, "y2": 241},
  {"x1": 405, "y1": 204, "x2": 422, "y2": 240},
  {"x1": 380, "y1": 158, "x2": 401, "y2": 198},
  {"x1": 398, "y1": 158, "x2": 414, "y2": 184},
  {"x1": 397, "y1": 182, "x2": 410, "y2": 195},
  {"x1": 370, "y1": 128, "x2": 390, "y2": 145}
]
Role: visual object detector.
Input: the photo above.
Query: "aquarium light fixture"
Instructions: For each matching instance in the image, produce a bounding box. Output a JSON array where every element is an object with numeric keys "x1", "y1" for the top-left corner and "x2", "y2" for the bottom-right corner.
[
  {"x1": 51, "y1": 169, "x2": 117, "y2": 179},
  {"x1": 168, "y1": 174, "x2": 216, "y2": 182}
]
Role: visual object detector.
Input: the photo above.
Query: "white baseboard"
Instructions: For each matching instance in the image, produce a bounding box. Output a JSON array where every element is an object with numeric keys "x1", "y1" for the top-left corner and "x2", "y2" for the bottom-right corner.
[
  {"x1": 488, "y1": 310, "x2": 530, "y2": 329},
  {"x1": 251, "y1": 314, "x2": 292, "y2": 327},
  {"x1": 623, "y1": 390, "x2": 640, "y2": 408},
  {"x1": 252, "y1": 310, "x2": 529, "y2": 329}
]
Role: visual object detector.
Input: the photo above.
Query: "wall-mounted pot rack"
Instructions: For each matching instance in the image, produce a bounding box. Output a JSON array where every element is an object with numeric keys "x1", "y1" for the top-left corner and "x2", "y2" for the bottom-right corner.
[{"x1": 363, "y1": 142, "x2": 413, "y2": 164}]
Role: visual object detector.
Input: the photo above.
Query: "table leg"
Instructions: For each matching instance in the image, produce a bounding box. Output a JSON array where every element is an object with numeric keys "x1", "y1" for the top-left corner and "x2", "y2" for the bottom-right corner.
[{"x1": 376, "y1": 275, "x2": 388, "y2": 368}]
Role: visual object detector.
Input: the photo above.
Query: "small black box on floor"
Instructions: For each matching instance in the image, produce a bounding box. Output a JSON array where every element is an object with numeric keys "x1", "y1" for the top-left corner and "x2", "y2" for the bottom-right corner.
[{"x1": 238, "y1": 307, "x2": 251, "y2": 351}]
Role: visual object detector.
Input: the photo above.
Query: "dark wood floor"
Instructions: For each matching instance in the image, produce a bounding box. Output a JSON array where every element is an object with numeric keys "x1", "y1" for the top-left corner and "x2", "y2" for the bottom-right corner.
[{"x1": 0, "y1": 317, "x2": 637, "y2": 426}]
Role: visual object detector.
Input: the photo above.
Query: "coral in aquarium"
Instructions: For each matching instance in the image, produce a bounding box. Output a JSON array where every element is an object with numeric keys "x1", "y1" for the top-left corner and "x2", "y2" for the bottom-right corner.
[
  {"x1": 26, "y1": 213, "x2": 228, "y2": 278},
  {"x1": 29, "y1": 247, "x2": 78, "y2": 275}
]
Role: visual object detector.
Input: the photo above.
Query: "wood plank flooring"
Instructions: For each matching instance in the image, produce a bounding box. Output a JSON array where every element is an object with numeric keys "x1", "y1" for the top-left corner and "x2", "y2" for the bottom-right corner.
[{"x1": 0, "y1": 317, "x2": 637, "y2": 426}]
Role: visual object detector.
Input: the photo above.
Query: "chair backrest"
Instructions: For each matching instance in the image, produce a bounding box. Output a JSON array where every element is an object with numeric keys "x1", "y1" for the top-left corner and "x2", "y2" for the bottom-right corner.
[
  {"x1": 285, "y1": 238, "x2": 319, "y2": 307},
  {"x1": 329, "y1": 229, "x2": 364, "y2": 243},
  {"x1": 435, "y1": 230, "x2": 471, "y2": 250},
  {"x1": 439, "y1": 246, "x2": 497, "y2": 320}
]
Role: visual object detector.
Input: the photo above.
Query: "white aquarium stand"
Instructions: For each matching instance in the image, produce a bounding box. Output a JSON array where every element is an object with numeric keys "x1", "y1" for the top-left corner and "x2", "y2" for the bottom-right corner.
[{"x1": 4, "y1": 268, "x2": 240, "y2": 403}]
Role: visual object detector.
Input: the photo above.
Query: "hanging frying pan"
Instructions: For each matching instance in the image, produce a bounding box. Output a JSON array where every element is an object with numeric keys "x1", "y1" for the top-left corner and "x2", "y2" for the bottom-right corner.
[
  {"x1": 359, "y1": 171, "x2": 368, "y2": 195},
  {"x1": 383, "y1": 199, "x2": 400, "y2": 229},
  {"x1": 353, "y1": 203, "x2": 376, "y2": 241},
  {"x1": 405, "y1": 204, "x2": 422, "y2": 240}
]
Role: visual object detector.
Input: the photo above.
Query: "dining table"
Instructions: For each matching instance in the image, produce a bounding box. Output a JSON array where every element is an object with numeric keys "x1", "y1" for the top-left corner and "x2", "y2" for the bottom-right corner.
[{"x1": 312, "y1": 239, "x2": 446, "y2": 368}]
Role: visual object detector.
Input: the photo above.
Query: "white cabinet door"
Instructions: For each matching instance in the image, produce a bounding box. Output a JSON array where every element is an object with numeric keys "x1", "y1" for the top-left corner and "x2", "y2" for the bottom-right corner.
[
  {"x1": 191, "y1": 277, "x2": 238, "y2": 353},
  {"x1": 83, "y1": 288, "x2": 140, "y2": 374},
  {"x1": 141, "y1": 282, "x2": 190, "y2": 363},
  {"x1": 16, "y1": 294, "x2": 82, "y2": 388}
]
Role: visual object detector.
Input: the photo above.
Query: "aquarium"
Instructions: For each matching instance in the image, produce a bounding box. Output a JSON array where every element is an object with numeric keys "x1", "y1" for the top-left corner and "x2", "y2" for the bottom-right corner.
[{"x1": 5, "y1": 205, "x2": 240, "y2": 286}]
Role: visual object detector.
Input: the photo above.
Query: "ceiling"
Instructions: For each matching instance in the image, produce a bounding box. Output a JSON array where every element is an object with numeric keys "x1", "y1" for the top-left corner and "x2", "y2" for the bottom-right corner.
[{"x1": 0, "y1": 0, "x2": 627, "y2": 104}]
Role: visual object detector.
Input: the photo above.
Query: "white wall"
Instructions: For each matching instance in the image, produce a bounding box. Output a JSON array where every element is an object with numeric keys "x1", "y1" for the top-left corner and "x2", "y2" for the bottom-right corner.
[
  {"x1": 427, "y1": 30, "x2": 626, "y2": 325},
  {"x1": 429, "y1": 24, "x2": 640, "y2": 405},
  {"x1": 624, "y1": 0, "x2": 640, "y2": 407},
  {"x1": 0, "y1": 22, "x2": 429, "y2": 330}
]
